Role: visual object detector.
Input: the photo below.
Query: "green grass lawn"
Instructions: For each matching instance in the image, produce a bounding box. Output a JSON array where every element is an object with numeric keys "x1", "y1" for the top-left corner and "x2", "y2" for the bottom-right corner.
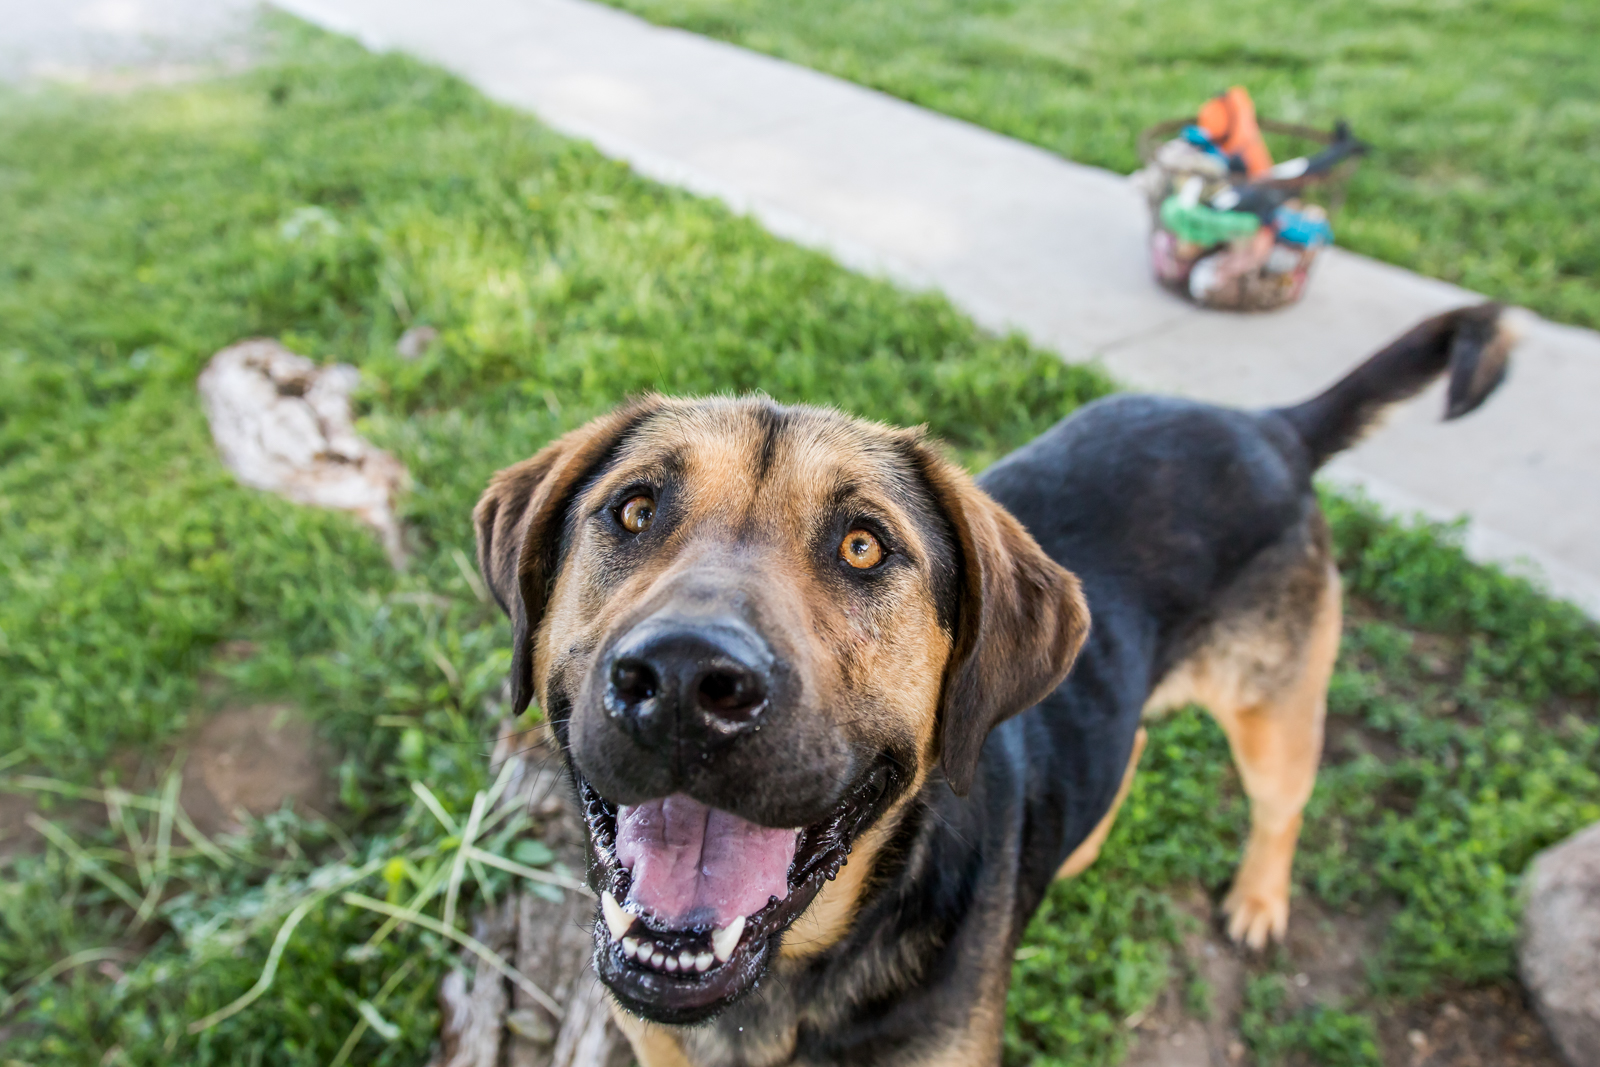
[
  {"x1": 598, "y1": 0, "x2": 1600, "y2": 332},
  {"x1": 1, "y1": 19, "x2": 1597, "y2": 1067}
]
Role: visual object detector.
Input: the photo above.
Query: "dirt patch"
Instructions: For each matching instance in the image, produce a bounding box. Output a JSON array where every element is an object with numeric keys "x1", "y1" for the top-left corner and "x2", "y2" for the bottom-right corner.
[
  {"x1": 1382, "y1": 989, "x2": 1564, "y2": 1067},
  {"x1": 1, "y1": 689, "x2": 333, "y2": 860},
  {"x1": 0, "y1": 791, "x2": 41, "y2": 861},
  {"x1": 1122, "y1": 887, "x2": 1565, "y2": 1067},
  {"x1": 1324, "y1": 711, "x2": 1405, "y2": 766},
  {"x1": 1123, "y1": 885, "x2": 1253, "y2": 1067},
  {"x1": 0, "y1": 779, "x2": 114, "y2": 863},
  {"x1": 179, "y1": 704, "x2": 336, "y2": 836}
]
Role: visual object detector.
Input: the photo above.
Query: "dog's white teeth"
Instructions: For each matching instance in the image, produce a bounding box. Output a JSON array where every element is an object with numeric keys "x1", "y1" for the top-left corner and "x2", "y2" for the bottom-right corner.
[
  {"x1": 614, "y1": 913, "x2": 742, "y2": 971},
  {"x1": 601, "y1": 891, "x2": 635, "y2": 941},
  {"x1": 711, "y1": 916, "x2": 745, "y2": 962}
]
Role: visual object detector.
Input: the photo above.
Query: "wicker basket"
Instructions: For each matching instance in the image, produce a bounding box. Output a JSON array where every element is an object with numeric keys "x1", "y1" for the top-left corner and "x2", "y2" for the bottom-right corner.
[{"x1": 1136, "y1": 117, "x2": 1362, "y2": 312}]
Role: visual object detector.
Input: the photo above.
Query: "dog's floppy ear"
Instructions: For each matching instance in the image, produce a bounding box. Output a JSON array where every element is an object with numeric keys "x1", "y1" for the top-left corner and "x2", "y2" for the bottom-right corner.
[
  {"x1": 911, "y1": 443, "x2": 1090, "y2": 796},
  {"x1": 474, "y1": 397, "x2": 665, "y2": 715}
]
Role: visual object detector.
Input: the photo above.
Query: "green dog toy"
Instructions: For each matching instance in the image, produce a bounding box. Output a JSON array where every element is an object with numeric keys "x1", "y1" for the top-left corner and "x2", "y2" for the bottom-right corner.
[{"x1": 1160, "y1": 195, "x2": 1262, "y2": 247}]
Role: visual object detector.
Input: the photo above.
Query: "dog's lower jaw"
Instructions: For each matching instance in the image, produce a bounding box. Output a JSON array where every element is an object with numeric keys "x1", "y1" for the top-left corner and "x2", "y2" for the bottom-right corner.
[
  {"x1": 581, "y1": 762, "x2": 899, "y2": 1024},
  {"x1": 778, "y1": 782, "x2": 928, "y2": 962}
]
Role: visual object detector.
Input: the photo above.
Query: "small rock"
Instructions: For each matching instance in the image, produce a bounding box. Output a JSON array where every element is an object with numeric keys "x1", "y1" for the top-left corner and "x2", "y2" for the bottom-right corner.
[
  {"x1": 396, "y1": 325, "x2": 439, "y2": 360},
  {"x1": 1520, "y1": 821, "x2": 1600, "y2": 1067}
]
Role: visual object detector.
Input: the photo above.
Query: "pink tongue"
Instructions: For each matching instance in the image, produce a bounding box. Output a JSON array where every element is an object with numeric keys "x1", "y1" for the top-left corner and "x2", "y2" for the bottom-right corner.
[{"x1": 615, "y1": 794, "x2": 798, "y2": 929}]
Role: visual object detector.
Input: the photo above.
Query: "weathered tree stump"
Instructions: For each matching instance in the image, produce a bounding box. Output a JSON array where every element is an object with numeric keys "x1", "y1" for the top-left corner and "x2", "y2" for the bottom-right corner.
[
  {"x1": 433, "y1": 727, "x2": 628, "y2": 1067},
  {"x1": 198, "y1": 339, "x2": 408, "y2": 567}
]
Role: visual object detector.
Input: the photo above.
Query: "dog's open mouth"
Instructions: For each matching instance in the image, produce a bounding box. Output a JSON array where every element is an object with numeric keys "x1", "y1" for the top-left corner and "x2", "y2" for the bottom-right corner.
[{"x1": 580, "y1": 764, "x2": 893, "y2": 1022}]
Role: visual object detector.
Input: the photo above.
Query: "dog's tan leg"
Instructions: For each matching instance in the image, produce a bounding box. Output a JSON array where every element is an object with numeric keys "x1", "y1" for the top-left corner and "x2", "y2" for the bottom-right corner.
[
  {"x1": 611, "y1": 1005, "x2": 695, "y2": 1067},
  {"x1": 1208, "y1": 568, "x2": 1341, "y2": 948},
  {"x1": 1057, "y1": 727, "x2": 1147, "y2": 880}
]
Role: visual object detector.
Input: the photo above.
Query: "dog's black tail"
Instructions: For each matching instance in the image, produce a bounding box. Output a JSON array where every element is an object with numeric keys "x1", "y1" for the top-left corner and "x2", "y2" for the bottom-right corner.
[{"x1": 1274, "y1": 302, "x2": 1517, "y2": 469}]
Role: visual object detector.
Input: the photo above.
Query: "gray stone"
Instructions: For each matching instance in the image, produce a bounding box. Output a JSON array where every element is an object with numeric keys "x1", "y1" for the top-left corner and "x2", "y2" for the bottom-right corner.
[
  {"x1": 1522, "y1": 821, "x2": 1600, "y2": 1067},
  {"x1": 397, "y1": 324, "x2": 440, "y2": 360}
]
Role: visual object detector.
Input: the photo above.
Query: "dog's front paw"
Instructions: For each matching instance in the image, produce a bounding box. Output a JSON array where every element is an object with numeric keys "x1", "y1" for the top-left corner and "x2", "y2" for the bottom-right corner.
[{"x1": 1221, "y1": 886, "x2": 1288, "y2": 950}]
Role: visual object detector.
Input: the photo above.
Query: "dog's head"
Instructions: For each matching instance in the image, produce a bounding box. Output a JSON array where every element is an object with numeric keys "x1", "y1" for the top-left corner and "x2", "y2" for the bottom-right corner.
[{"x1": 475, "y1": 397, "x2": 1087, "y2": 1023}]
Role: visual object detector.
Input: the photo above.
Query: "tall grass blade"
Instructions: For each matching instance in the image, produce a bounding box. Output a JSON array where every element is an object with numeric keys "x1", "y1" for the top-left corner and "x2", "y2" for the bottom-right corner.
[{"x1": 341, "y1": 893, "x2": 562, "y2": 1017}]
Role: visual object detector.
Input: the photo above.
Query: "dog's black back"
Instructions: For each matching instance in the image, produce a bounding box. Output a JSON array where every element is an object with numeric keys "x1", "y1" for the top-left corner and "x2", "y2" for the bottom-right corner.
[{"x1": 983, "y1": 395, "x2": 1314, "y2": 904}]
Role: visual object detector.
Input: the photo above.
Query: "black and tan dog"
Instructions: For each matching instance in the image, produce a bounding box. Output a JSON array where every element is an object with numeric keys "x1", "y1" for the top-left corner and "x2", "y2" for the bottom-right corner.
[{"x1": 474, "y1": 304, "x2": 1513, "y2": 1066}]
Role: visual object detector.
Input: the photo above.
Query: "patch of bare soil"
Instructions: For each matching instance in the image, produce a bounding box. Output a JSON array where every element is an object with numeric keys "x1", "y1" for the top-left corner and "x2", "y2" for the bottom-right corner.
[
  {"x1": 0, "y1": 791, "x2": 42, "y2": 861},
  {"x1": 1121, "y1": 888, "x2": 1566, "y2": 1067},
  {"x1": 1123, "y1": 885, "x2": 1250, "y2": 1067},
  {"x1": 2, "y1": 635, "x2": 331, "y2": 858},
  {"x1": 1323, "y1": 711, "x2": 1405, "y2": 766},
  {"x1": 178, "y1": 703, "x2": 336, "y2": 836},
  {"x1": 0, "y1": 778, "x2": 115, "y2": 862},
  {"x1": 1382, "y1": 990, "x2": 1565, "y2": 1067}
]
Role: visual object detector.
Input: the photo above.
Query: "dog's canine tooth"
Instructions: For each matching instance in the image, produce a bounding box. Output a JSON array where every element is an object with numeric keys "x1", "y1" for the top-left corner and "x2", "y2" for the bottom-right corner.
[
  {"x1": 601, "y1": 891, "x2": 635, "y2": 941},
  {"x1": 711, "y1": 915, "x2": 745, "y2": 962},
  {"x1": 694, "y1": 952, "x2": 714, "y2": 972}
]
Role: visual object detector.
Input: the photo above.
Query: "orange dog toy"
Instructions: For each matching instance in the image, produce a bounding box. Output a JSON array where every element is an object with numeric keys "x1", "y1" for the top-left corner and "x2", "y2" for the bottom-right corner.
[{"x1": 1197, "y1": 86, "x2": 1273, "y2": 178}]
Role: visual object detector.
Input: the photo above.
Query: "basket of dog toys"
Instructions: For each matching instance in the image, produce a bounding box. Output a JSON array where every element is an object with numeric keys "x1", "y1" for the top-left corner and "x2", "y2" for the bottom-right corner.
[{"x1": 1132, "y1": 87, "x2": 1369, "y2": 311}]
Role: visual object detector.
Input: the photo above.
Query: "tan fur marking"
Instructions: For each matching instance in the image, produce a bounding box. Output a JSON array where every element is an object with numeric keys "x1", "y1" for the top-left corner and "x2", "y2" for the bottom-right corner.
[
  {"x1": 1144, "y1": 563, "x2": 1342, "y2": 948},
  {"x1": 917, "y1": 955, "x2": 1009, "y2": 1067},
  {"x1": 1057, "y1": 727, "x2": 1148, "y2": 880},
  {"x1": 780, "y1": 783, "x2": 926, "y2": 960},
  {"x1": 611, "y1": 1004, "x2": 695, "y2": 1067}
]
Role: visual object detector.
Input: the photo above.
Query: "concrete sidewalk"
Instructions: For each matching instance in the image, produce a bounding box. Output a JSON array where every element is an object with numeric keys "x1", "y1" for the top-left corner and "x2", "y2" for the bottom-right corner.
[
  {"x1": 10, "y1": 0, "x2": 1596, "y2": 613},
  {"x1": 0, "y1": 0, "x2": 257, "y2": 83}
]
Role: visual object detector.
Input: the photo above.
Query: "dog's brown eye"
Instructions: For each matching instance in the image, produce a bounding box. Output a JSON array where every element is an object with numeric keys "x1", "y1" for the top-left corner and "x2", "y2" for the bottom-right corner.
[
  {"x1": 619, "y1": 495, "x2": 655, "y2": 533},
  {"x1": 839, "y1": 529, "x2": 883, "y2": 569}
]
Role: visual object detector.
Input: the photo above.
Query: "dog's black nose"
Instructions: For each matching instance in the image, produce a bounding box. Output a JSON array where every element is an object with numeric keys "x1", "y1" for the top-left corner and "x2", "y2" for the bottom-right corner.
[{"x1": 604, "y1": 620, "x2": 772, "y2": 752}]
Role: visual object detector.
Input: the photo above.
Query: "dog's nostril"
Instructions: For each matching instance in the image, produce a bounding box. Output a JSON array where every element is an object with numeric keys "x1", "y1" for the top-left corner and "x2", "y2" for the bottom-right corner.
[
  {"x1": 610, "y1": 659, "x2": 659, "y2": 706},
  {"x1": 696, "y1": 668, "x2": 765, "y2": 720}
]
